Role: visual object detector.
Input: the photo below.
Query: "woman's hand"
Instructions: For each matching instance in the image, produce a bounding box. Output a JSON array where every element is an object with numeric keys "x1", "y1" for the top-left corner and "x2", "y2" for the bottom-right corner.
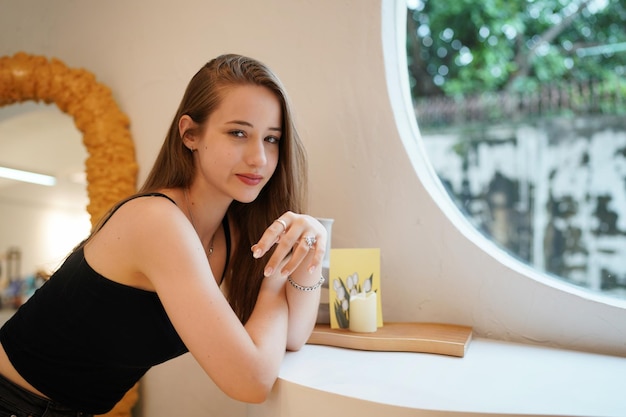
[{"x1": 251, "y1": 212, "x2": 327, "y2": 278}]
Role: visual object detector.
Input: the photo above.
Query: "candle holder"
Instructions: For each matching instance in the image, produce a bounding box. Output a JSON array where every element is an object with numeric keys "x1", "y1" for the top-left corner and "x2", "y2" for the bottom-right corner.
[{"x1": 349, "y1": 291, "x2": 377, "y2": 333}]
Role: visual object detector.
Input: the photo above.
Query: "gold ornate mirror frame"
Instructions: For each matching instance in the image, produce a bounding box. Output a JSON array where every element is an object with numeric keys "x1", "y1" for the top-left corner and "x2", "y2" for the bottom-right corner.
[
  {"x1": 0, "y1": 52, "x2": 137, "y2": 226},
  {"x1": 0, "y1": 52, "x2": 138, "y2": 416}
]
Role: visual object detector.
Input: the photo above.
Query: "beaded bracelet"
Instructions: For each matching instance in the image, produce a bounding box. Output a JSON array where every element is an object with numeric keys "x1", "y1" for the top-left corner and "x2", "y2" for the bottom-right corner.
[{"x1": 287, "y1": 275, "x2": 325, "y2": 292}]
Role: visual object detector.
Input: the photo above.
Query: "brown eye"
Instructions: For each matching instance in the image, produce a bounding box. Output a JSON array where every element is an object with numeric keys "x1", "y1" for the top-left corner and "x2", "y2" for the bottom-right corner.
[{"x1": 265, "y1": 136, "x2": 280, "y2": 144}]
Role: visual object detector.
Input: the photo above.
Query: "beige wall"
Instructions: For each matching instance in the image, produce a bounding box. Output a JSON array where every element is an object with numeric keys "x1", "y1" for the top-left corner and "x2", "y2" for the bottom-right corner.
[{"x1": 1, "y1": 0, "x2": 625, "y2": 416}]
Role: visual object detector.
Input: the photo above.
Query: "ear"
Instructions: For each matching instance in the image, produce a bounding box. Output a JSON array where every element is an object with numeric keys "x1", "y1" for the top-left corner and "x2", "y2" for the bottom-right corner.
[{"x1": 179, "y1": 115, "x2": 199, "y2": 151}]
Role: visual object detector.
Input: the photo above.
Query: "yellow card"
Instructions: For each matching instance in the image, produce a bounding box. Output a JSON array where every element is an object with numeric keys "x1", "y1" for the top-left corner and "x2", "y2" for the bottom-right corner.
[{"x1": 329, "y1": 248, "x2": 383, "y2": 329}]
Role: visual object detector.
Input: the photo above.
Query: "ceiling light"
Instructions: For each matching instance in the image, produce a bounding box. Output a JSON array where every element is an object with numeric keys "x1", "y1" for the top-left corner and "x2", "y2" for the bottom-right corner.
[{"x1": 0, "y1": 166, "x2": 56, "y2": 186}]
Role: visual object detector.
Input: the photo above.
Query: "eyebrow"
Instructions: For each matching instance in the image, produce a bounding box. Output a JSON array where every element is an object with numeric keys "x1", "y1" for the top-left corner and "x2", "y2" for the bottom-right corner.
[{"x1": 226, "y1": 120, "x2": 282, "y2": 133}]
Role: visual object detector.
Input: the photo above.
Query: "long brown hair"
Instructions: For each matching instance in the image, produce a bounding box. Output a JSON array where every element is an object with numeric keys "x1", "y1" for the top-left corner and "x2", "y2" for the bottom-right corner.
[{"x1": 140, "y1": 54, "x2": 308, "y2": 323}]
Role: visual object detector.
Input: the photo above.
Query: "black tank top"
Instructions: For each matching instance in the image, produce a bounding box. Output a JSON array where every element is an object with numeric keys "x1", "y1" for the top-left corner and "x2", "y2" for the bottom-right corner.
[{"x1": 0, "y1": 192, "x2": 231, "y2": 414}]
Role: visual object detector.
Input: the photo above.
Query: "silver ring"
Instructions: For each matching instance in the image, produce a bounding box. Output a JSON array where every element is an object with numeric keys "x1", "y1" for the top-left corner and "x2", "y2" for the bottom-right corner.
[
  {"x1": 303, "y1": 235, "x2": 317, "y2": 249},
  {"x1": 274, "y1": 219, "x2": 287, "y2": 233}
]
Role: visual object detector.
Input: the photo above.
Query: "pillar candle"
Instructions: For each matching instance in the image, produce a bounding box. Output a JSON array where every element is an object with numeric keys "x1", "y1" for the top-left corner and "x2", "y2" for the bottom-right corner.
[{"x1": 349, "y1": 291, "x2": 377, "y2": 333}]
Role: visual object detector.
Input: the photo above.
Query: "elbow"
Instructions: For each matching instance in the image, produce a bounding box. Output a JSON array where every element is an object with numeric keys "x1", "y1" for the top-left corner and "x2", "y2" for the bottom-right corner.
[
  {"x1": 286, "y1": 327, "x2": 313, "y2": 351},
  {"x1": 228, "y1": 380, "x2": 275, "y2": 404},
  {"x1": 286, "y1": 339, "x2": 305, "y2": 352},
  {"x1": 244, "y1": 387, "x2": 272, "y2": 404}
]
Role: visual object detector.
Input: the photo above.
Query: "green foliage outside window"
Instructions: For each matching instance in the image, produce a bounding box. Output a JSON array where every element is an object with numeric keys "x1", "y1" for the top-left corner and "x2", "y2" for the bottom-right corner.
[{"x1": 407, "y1": 0, "x2": 626, "y2": 98}]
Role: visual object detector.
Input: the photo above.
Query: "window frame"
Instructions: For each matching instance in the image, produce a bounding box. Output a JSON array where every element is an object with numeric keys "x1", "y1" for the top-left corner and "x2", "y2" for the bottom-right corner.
[{"x1": 381, "y1": 0, "x2": 626, "y2": 310}]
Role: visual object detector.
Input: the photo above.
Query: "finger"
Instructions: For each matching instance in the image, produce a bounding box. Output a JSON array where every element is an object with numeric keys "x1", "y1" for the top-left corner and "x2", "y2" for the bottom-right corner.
[
  {"x1": 252, "y1": 213, "x2": 294, "y2": 258},
  {"x1": 276, "y1": 217, "x2": 328, "y2": 275},
  {"x1": 254, "y1": 213, "x2": 328, "y2": 276},
  {"x1": 281, "y1": 234, "x2": 326, "y2": 276},
  {"x1": 278, "y1": 238, "x2": 314, "y2": 276},
  {"x1": 305, "y1": 235, "x2": 326, "y2": 273},
  {"x1": 262, "y1": 230, "x2": 302, "y2": 276},
  {"x1": 274, "y1": 218, "x2": 287, "y2": 234}
]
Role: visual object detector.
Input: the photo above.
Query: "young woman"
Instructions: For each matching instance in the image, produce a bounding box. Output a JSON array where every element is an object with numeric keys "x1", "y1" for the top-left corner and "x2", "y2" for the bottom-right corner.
[{"x1": 0, "y1": 54, "x2": 325, "y2": 416}]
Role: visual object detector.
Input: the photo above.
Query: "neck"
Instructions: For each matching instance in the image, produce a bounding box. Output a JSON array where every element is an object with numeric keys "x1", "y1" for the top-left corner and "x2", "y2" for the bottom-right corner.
[{"x1": 184, "y1": 188, "x2": 223, "y2": 255}]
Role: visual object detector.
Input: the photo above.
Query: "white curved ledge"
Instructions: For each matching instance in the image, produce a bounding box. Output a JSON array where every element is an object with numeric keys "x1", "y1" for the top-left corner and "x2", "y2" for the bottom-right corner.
[{"x1": 250, "y1": 343, "x2": 626, "y2": 417}]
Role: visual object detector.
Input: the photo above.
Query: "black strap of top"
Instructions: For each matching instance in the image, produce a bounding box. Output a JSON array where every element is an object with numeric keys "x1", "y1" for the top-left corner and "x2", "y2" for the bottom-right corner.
[
  {"x1": 100, "y1": 192, "x2": 231, "y2": 283},
  {"x1": 143, "y1": 191, "x2": 177, "y2": 205}
]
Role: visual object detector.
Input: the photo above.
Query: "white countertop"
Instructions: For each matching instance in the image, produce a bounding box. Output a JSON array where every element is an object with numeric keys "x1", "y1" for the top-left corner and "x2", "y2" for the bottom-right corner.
[
  {"x1": 254, "y1": 338, "x2": 626, "y2": 417},
  {"x1": 4, "y1": 308, "x2": 624, "y2": 416}
]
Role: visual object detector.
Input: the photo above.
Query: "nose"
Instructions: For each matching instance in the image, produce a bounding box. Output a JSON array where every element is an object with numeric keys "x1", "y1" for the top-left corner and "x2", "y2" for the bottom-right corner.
[{"x1": 245, "y1": 137, "x2": 267, "y2": 167}]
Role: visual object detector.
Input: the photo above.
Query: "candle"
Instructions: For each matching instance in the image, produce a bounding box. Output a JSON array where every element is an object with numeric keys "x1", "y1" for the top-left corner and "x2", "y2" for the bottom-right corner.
[{"x1": 349, "y1": 291, "x2": 377, "y2": 333}]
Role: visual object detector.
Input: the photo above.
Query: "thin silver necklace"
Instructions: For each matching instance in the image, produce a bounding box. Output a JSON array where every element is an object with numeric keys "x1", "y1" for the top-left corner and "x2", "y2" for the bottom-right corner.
[{"x1": 184, "y1": 188, "x2": 214, "y2": 257}]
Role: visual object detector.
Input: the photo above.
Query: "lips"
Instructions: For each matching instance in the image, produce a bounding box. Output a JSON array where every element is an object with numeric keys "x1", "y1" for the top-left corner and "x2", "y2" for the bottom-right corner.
[{"x1": 236, "y1": 173, "x2": 263, "y2": 186}]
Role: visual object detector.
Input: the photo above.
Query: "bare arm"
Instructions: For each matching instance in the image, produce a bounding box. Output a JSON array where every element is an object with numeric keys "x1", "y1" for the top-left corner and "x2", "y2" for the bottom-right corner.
[
  {"x1": 283, "y1": 253, "x2": 323, "y2": 350},
  {"x1": 125, "y1": 198, "x2": 290, "y2": 403},
  {"x1": 252, "y1": 212, "x2": 327, "y2": 351}
]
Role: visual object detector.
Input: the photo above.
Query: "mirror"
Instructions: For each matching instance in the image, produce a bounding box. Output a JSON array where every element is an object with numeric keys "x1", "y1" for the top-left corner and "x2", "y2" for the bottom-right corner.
[
  {"x1": 0, "y1": 102, "x2": 90, "y2": 287},
  {"x1": 0, "y1": 52, "x2": 138, "y2": 223},
  {"x1": 0, "y1": 52, "x2": 138, "y2": 417}
]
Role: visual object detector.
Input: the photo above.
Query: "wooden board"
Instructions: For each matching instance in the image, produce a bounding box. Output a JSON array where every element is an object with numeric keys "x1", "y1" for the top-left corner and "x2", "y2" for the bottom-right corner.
[{"x1": 307, "y1": 322, "x2": 472, "y2": 357}]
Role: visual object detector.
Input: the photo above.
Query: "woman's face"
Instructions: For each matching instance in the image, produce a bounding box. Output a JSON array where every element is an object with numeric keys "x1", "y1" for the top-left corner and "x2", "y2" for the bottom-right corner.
[{"x1": 189, "y1": 84, "x2": 282, "y2": 203}]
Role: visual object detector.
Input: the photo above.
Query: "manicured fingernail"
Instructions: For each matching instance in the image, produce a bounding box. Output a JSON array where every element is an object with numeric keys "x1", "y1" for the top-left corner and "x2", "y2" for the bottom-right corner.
[
  {"x1": 264, "y1": 267, "x2": 273, "y2": 277},
  {"x1": 253, "y1": 247, "x2": 262, "y2": 258}
]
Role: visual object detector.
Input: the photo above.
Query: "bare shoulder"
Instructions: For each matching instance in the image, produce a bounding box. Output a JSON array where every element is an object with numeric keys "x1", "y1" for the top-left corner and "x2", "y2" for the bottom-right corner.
[
  {"x1": 95, "y1": 194, "x2": 186, "y2": 244},
  {"x1": 84, "y1": 193, "x2": 192, "y2": 290}
]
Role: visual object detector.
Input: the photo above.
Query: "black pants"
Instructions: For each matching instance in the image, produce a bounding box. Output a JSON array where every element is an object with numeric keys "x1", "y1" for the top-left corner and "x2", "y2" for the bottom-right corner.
[{"x1": 0, "y1": 373, "x2": 92, "y2": 417}]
